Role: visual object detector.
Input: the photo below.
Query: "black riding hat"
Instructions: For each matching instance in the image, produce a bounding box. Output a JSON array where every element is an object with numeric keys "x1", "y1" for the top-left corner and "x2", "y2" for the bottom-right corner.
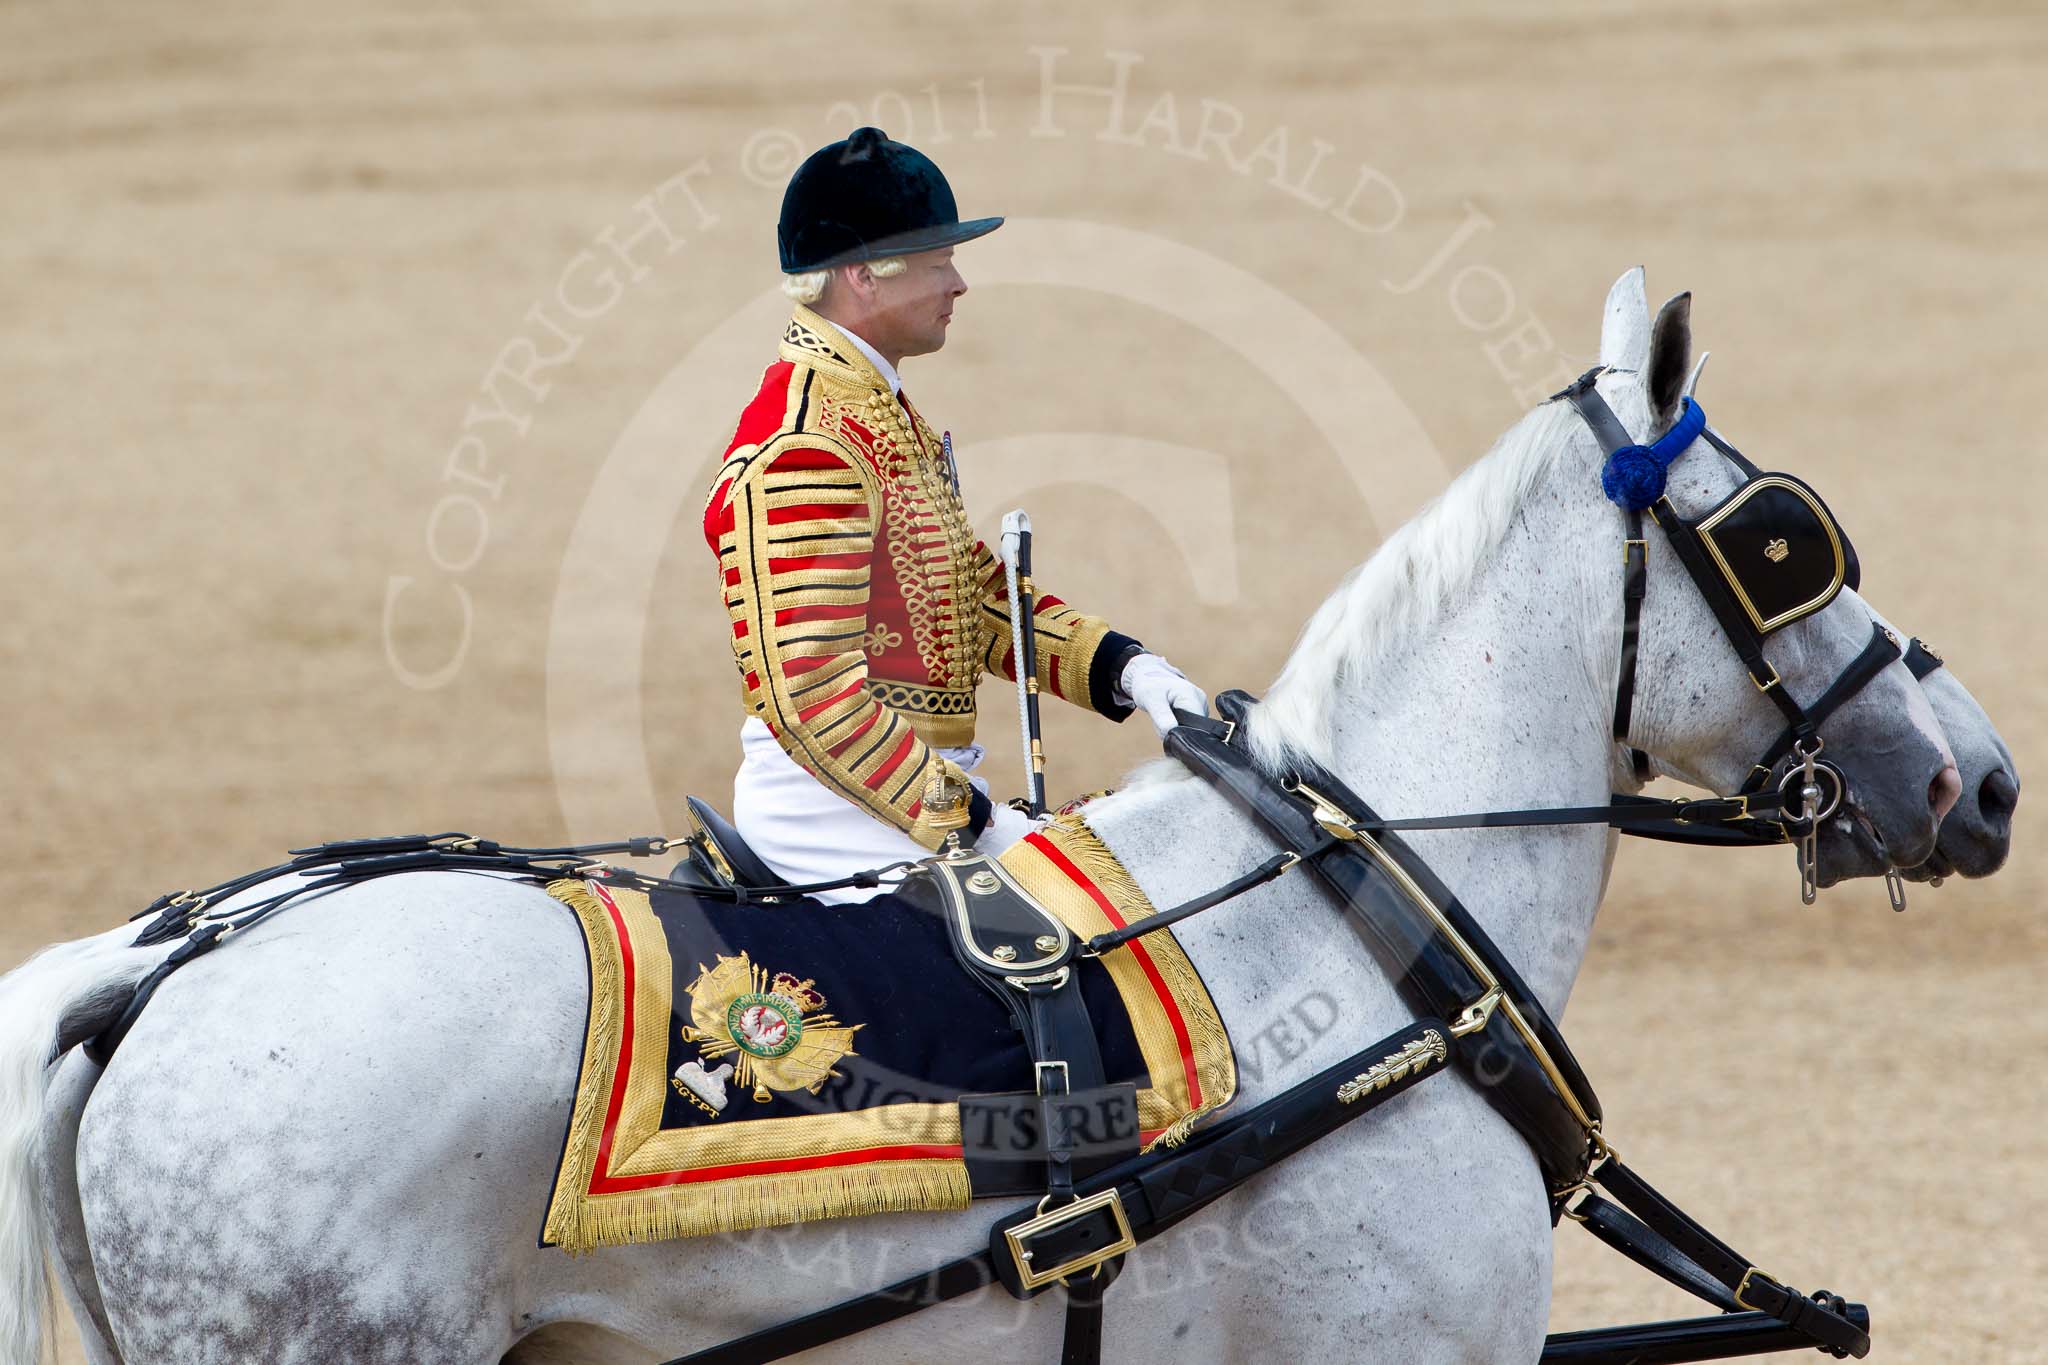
[{"x1": 777, "y1": 126, "x2": 1003, "y2": 273}]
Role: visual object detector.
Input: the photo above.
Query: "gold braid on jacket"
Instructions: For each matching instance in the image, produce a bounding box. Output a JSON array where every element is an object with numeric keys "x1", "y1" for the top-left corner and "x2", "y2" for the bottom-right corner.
[{"x1": 702, "y1": 306, "x2": 1142, "y2": 847}]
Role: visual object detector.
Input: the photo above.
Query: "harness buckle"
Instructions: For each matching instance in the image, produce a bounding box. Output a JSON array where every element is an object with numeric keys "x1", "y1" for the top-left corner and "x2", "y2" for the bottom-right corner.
[
  {"x1": 1734, "y1": 1265, "x2": 1783, "y2": 1313},
  {"x1": 1003, "y1": 1188, "x2": 1136, "y2": 1292},
  {"x1": 1752, "y1": 661, "x2": 1782, "y2": 693},
  {"x1": 1034, "y1": 1060, "x2": 1070, "y2": 1097},
  {"x1": 1449, "y1": 985, "x2": 1504, "y2": 1039},
  {"x1": 1284, "y1": 777, "x2": 1363, "y2": 842},
  {"x1": 1672, "y1": 793, "x2": 1754, "y2": 825}
]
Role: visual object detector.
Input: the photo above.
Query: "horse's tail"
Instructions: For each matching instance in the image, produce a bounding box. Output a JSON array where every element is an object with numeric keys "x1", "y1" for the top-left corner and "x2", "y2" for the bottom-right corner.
[{"x1": 0, "y1": 923, "x2": 169, "y2": 1365}]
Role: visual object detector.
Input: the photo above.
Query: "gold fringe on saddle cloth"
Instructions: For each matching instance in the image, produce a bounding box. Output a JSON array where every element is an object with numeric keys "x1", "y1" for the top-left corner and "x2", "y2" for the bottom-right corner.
[{"x1": 538, "y1": 814, "x2": 1234, "y2": 1252}]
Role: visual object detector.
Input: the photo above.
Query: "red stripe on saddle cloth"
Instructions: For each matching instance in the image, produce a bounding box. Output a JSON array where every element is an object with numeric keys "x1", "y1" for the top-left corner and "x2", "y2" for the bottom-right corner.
[
  {"x1": 1024, "y1": 832, "x2": 1204, "y2": 1113},
  {"x1": 581, "y1": 882, "x2": 964, "y2": 1195}
]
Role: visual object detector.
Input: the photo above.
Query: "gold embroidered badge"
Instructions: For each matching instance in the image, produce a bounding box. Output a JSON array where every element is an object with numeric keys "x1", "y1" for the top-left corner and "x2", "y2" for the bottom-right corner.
[{"x1": 673, "y1": 954, "x2": 861, "y2": 1111}]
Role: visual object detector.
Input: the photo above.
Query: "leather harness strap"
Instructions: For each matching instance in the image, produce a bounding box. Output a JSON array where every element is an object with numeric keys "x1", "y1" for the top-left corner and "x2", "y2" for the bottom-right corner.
[
  {"x1": 663, "y1": 1017, "x2": 1457, "y2": 1365},
  {"x1": 1165, "y1": 711, "x2": 1800, "y2": 852},
  {"x1": 1580, "y1": 1160, "x2": 1868, "y2": 1356},
  {"x1": 1554, "y1": 369, "x2": 1930, "y2": 916},
  {"x1": 661, "y1": 701, "x2": 1870, "y2": 1365},
  {"x1": 1743, "y1": 621, "x2": 1905, "y2": 791},
  {"x1": 1651, "y1": 492, "x2": 1820, "y2": 734},
  {"x1": 1563, "y1": 370, "x2": 1873, "y2": 757},
  {"x1": 1171, "y1": 697, "x2": 1602, "y2": 1191},
  {"x1": 94, "y1": 729, "x2": 1879, "y2": 1362},
  {"x1": 1618, "y1": 503, "x2": 1652, "y2": 783},
  {"x1": 1555, "y1": 368, "x2": 1652, "y2": 780}
]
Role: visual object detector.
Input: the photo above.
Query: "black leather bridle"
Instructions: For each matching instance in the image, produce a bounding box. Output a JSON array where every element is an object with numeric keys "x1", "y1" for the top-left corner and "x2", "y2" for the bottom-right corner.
[
  {"x1": 1556, "y1": 366, "x2": 1904, "y2": 905},
  {"x1": 91, "y1": 377, "x2": 1946, "y2": 1364}
]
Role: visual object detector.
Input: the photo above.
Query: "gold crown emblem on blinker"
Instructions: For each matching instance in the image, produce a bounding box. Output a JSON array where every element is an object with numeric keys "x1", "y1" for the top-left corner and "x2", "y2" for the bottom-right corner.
[
  {"x1": 769, "y1": 972, "x2": 826, "y2": 1013},
  {"x1": 1763, "y1": 538, "x2": 1790, "y2": 563}
]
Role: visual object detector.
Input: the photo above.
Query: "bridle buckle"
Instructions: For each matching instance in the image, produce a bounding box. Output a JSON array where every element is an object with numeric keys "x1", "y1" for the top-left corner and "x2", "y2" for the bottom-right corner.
[{"x1": 1734, "y1": 1265, "x2": 1782, "y2": 1313}]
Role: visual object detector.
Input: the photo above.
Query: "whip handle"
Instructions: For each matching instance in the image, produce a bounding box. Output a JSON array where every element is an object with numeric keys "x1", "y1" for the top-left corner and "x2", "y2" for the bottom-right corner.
[{"x1": 1000, "y1": 510, "x2": 1047, "y2": 817}]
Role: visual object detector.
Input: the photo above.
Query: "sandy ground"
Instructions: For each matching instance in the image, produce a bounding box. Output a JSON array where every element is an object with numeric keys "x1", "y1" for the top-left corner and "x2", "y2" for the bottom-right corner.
[{"x1": 3, "y1": 1, "x2": 2042, "y2": 1360}]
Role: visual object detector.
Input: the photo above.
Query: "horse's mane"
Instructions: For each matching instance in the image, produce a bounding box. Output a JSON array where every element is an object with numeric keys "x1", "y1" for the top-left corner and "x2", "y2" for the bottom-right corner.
[{"x1": 1240, "y1": 396, "x2": 1588, "y2": 774}]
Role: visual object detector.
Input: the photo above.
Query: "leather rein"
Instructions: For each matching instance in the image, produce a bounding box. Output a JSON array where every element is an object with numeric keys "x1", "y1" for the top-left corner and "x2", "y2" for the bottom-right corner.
[
  {"x1": 655, "y1": 385, "x2": 1924, "y2": 1364},
  {"x1": 98, "y1": 678, "x2": 1895, "y2": 1364},
  {"x1": 1556, "y1": 366, "x2": 1912, "y2": 907},
  {"x1": 661, "y1": 693, "x2": 1872, "y2": 1365},
  {"x1": 99, "y1": 387, "x2": 1928, "y2": 1360}
]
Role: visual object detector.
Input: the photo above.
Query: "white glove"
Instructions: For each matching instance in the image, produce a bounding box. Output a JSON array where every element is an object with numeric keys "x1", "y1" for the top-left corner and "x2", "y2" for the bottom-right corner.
[
  {"x1": 966, "y1": 771, "x2": 1040, "y2": 850},
  {"x1": 1120, "y1": 652, "x2": 1209, "y2": 737}
]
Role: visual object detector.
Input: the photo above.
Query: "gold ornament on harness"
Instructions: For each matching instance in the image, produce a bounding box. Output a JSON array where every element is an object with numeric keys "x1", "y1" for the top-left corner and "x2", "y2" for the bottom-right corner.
[{"x1": 1335, "y1": 1029, "x2": 1448, "y2": 1104}]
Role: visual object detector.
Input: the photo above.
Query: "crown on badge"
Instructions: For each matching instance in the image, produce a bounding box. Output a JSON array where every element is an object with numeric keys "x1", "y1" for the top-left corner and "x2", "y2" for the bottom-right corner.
[
  {"x1": 1764, "y1": 537, "x2": 1790, "y2": 563},
  {"x1": 769, "y1": 972, "x2": 826, "y2": 1013}
]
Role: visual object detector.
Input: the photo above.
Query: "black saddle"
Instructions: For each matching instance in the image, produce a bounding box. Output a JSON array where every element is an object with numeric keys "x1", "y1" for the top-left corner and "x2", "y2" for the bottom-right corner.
[{"x1": 670, "y1": 796, "x2": 790, "y2": 895}]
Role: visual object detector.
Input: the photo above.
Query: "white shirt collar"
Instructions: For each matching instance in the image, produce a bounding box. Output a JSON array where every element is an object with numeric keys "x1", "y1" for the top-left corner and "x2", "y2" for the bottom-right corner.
[{"x1": 821, "y1": 319, "x2": 902, "y2": 397}]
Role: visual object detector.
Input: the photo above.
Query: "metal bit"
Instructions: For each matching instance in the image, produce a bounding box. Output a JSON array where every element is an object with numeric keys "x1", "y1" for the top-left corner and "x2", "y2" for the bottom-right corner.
[{"x1": 1798, "y1": 756, "x2": 1822, "y2": 905}]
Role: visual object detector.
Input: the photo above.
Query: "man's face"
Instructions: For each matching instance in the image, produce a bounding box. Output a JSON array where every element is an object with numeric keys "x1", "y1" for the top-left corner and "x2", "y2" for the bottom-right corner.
[{"x1": 862, "y1": 247, "x2": 966, "y2": 359}]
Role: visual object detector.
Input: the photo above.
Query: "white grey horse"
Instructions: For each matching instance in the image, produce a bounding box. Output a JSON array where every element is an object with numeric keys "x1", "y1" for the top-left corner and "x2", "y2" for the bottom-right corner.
[
  {"x1": 3, "y1": 271, "x2": 2006, "y2": 1365},
  {"x1": 1854, "y1": 610, "x2": 2016, "y2": 884}
]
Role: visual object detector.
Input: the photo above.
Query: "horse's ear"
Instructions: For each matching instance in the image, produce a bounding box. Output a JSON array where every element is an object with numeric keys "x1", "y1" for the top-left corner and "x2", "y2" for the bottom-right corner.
[
  {"x1": 1600, "y1": 266, "x2": 1650, "y2": 371},
  {"x1": 1647, "y1": 291, "x2": 1692, "y2": 423}
]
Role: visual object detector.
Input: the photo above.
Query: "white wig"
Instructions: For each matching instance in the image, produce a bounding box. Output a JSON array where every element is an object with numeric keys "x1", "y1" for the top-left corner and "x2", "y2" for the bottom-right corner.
[{"x1": 780, "y1": 255, "x2": 906, "y2": 305}]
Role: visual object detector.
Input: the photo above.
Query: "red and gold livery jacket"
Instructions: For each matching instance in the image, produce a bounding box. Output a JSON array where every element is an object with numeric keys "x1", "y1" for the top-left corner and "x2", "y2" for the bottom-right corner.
[{"x1": 704, "y1": 306, "x2": 1141, "y2": 848}]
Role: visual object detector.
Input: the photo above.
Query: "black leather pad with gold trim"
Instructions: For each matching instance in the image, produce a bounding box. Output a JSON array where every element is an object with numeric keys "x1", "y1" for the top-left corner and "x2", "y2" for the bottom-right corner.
[
  {"x1": 926, "y1": 851, "x2": 1073, "y2": 975},
  {"x1": 1693, "y1": 474, "x2": 1858, "y2": 634}
]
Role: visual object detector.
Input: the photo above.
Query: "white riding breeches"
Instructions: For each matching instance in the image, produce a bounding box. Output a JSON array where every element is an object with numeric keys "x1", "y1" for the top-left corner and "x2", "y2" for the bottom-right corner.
[{"x1": 729, "y1": 718, "x2": 1036, "y2": 904}]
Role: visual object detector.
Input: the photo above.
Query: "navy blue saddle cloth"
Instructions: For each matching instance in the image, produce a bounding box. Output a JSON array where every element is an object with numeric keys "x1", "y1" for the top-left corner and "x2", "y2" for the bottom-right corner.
[{"x1": 644, "y1": 879, "x2": 1149, "y2": 1129}]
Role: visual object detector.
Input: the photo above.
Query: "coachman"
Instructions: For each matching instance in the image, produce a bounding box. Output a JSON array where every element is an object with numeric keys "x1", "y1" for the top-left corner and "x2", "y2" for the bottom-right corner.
[{"x1": 703, "y1": 126, "x2": 1204, "y2": 894}]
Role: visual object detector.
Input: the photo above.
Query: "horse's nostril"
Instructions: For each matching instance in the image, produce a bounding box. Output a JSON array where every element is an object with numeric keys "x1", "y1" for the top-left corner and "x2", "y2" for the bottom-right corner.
[
  {"x1": 1979, "y1": 767, "x2": 2019, "y2": 826},
  {"x1": 1929, "y1": 765, "x2": 1962, "y2": 824}
]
